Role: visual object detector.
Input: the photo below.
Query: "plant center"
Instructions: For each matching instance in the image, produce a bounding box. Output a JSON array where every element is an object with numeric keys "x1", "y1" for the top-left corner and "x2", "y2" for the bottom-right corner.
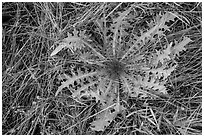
[{"x1": 103, "y1": 59, "x2": 125, "y2": 80}]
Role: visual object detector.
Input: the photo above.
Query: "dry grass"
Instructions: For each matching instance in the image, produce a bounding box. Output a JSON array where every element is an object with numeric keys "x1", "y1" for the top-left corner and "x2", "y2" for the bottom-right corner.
[{"x1": 2, "y1": 2, "x2": 202, "y2": 135}]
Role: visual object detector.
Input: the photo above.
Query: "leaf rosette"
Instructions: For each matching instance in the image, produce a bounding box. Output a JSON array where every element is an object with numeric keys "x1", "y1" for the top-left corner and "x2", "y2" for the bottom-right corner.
[{"x1": 51, "y1": 6, "x2": 192, "y2": 131}]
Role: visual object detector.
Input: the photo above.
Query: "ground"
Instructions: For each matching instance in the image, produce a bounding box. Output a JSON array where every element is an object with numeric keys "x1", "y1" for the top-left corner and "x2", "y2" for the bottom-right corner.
[{"x1": 2, "y1": 2, "x2": 202, "y2": 135}]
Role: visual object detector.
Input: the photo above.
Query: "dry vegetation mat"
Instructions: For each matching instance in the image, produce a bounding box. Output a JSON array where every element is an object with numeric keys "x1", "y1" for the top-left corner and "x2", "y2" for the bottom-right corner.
[{"x1": 2, "y1": 2, "x2": 202, "y2": 135}]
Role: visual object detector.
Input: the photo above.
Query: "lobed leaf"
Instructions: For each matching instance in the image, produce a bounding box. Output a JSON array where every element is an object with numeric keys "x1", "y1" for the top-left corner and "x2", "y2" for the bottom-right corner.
[
  {"x1": 55, "y1": 71, "x2": 98, "y2": 97},
  {"x1": 90, "y1": 91, "x2": 121, "y2": 131},
  {"x1": 51, "y1": 33, "x2": 84, "y2": 56},
  {"x1": 172, "y1": 36, "x2": 192, "y2": 56},
  {"x1": 121, "y1": 12, "x2": 177, "y2": 61}
]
